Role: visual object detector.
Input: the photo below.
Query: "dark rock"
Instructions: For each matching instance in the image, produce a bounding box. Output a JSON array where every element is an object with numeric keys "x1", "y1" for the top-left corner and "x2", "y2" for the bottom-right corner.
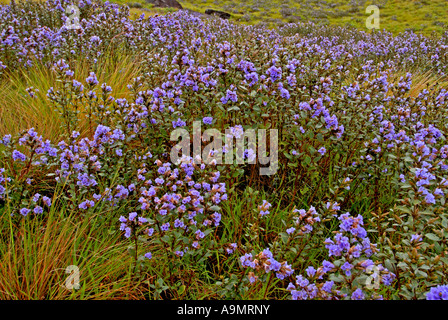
[
  {"x1": 128, "y1": 2, "x2": 143, "y2": 8},
  {"x1": 145, "y1": 0, "x2": 183, "y2": 9},
  {"x1": 204, "y1": 9, "x2": 231, "y2": 20}
]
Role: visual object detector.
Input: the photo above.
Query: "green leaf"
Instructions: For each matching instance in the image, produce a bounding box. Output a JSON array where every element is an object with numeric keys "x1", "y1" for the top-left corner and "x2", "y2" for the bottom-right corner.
[
  {"x1": 302, "y1": 155, "x2": 311, "y2": 166},
  {"x1": 415, "y1": 270, "x2": 428, "y2": 278},
  {"x1": 396, "y1": 206, "x2": 412, "y2": 214},
  {"x1": 388, "y1": 153, "x2": 397, "y2": 159},
  {"x1": 397, "y1": 261, "x2": 409, "y2": 270},
  {"x1": 279, "y1": 232, "x2": 289, "y2": 244},
  {"x1": 434, "y1": 242, "x2": 443, "y2": 254},
  {"x1": 425, "y1": 233, "x2": 441, "y2": 241},
  {"x1": 384, "y1": 260, "x2": 396, "y2": 273},
  {"x1": 161, "y1": 234, "x2": 171, "y2": 243},
  {"x1": 178, "y1": 285, "x2": 186, "y2": 295}
]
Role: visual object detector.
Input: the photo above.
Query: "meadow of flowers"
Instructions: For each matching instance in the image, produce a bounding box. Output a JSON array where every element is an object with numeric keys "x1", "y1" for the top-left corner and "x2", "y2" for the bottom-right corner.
[{"x1": 1, "y1": 0, "x2": 448, "y2": 300}]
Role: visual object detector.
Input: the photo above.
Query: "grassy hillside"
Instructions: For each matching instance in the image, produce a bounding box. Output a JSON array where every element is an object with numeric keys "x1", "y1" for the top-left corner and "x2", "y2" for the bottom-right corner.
[
  {"x1": 112, "y1": 0, "x2": 448, "y2": 35},
  {"x1": 180, "y1": 0, "x2": 447, "y2": 35},
  {"x1": 2, "y1": 0, "x2": 446, "y2": 34}
]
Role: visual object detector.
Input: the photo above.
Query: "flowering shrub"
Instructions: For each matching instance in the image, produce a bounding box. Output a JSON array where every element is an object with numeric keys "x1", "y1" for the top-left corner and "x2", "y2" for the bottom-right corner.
[
  {"x1": 426, "y1": 285, "x2": 448, "y2": 300},
  {"x1": 1, "y1": 0, "x2": 448, "y2": 300}
]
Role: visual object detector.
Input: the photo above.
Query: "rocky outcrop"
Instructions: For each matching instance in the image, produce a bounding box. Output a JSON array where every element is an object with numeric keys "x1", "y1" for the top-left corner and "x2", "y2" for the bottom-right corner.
[
  {"x1": 145, "y1": 0, "x2": 183, "y2": 9},
  {"x1": 204, "y1": 9, "x2": 231, "y2": 20}
]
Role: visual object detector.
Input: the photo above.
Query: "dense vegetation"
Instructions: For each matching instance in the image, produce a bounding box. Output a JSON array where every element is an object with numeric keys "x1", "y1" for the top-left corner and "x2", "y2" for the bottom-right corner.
[
  {"x1": 1, "y1": 0, "x2": 448, "y2": 300},
  {"x1": 121, "y1": 0, "x2": 448, "y2": 35}
]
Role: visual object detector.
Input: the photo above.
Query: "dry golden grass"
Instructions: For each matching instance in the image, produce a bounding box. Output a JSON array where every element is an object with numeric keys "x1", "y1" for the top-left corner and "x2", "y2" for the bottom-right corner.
[
  {"x1": 0, "y1": 207, "x2": 148, "y2": 300},
  {"x1": 407, "y1": 70, "x2": 448, "y2": 97},
  {"x1": 0, "y1": 51, "x2": 143, "y2": 142}
]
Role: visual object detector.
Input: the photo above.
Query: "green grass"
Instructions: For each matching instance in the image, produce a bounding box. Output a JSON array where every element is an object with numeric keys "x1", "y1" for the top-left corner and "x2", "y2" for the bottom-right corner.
[
  {"x1": 175, "y1": 0, "x2": 447, "y2": 35},
  {"x1": 0, "y1": 192, "x2": 146, "y2": 299}
]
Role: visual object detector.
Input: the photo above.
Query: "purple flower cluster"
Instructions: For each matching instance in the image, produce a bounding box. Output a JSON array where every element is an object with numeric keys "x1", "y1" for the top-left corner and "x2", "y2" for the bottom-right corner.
[
  {"x1": 286, "y1": 206, "x2": 321, "y2": 235},
  {"x1": 258, "y1": 200, "x2": 272, "y2": 217},
  {"x1": 240, "y1": 248, "x2": 294, "y2": 282},
  {"x1": 112, "y1": 156, "x2": 228, "y2": 256},
  {"x1": 426, "y1": 285, "x2": 448, "y2": 300},
  {"x1": 286, "y1": 211, "x2": 395, "y2": 300}
]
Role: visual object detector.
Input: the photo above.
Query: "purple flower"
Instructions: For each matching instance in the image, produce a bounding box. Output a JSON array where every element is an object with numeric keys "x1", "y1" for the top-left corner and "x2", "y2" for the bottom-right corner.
[
  {"x1": 258, "y1": 200, "x2": 272, "y2": 216},
  {"x1": 341, "y1": 262, "x2": 353, "y2": 276},
  {"x1": 20, "y1": 208, "x2": 31, "y2": 217},
  {"x1": 410, "y1": 234, "x2": 422, "y2": 243},
  {"x1": 425, "y1": 193, "x2": 436, "y2": 204},
  {"x1": 33, "y1": 206, "x2": 43, "y2": 214},
  {"x1": 32, "y1": 193, "x2": 41, "y2": 202},
  {"x1": 267, "y1": 258, "x2": 281, "y2": 272},
  {"x1": 279, "y1": 86, "x2": 290, "y2": 99},
  {"x1": 295, "y1": 275, "x2": 309, "y2": 288},
  {"x1": 138, "y1": 217, "x2": 148, "y2": 224},
  {"x1": 306, "y1": 266, "x2": 316, "y2": 277},
  {"x1": 212, "y1": 212, "x2": 221, "y2": 226},
  {"x1": 124, "y1": 227, "x2": 132, "y2": 238},
  {"x1": 322, "y1": 281, "x2": 334, "y2": 293},
  {"x1": 203, "y1": 117, "x2": 213, "y2": 125},
  {"x1": 221, "y1": 89, "x2": 237, "y2": 104},
  {"x1": 172, "y1": 118, "x2": 186, "y2": 128},
  {"x1": 359, "y1": 259, "x2": 374, "y2": 269},
  {"x1": 248, "y1": 273, "x2": 258, "y2": 283},
  {"x1": 226, "y1": 243, "x2": 237, "y2": 254},
  {"x1": 426, "y1": 285, "x2": 448, "y2": 300},
  {"x1": 381, "y1": 272, "x2": 395, "y2": 286},
  {"x1": 318, "y1": 147, "x2": 326, "y2": 155},
  {"x1": 240, "y1": 253, "x2": 255, "y2": 268},
  {"x1": 79, "y1": 200, "x2": 94, "y2": 210},
  {"x1": 1, "y1": 134, "x2": 11, "y2": 146},
  {"x1": 175, "y1": 250, "x2": 184, "y2": 257},
  {"x1": 86, "y1": 72, "x2": 99, "y2": 86},
  {"x1": 144, "y1": 252, "x2": 152, "y2": 260},
  {"x1": 351, "y1": 288, "x2": 365, "y2": 300},
  {"x1": 195, "y1": 229, "x2": 205, "y2": 239},
  {"x1": 174, "y1": 219, "x2": 185, "y2": 228},
  {"x1": 322, "y1": 260, "x2": 335, "y2": 273},
  {"x1": 12, "y1": 150, "x2": 26, "y2": 162},
  {"x1": 128, "y1": 212, "x2": 138, "y2": 221},
  {"x1": 266, "y1": 65, "x2": 282, "y2": 82},
  {"x1": 42, "y1": 196, "x2": 52, "y2": 207}
]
